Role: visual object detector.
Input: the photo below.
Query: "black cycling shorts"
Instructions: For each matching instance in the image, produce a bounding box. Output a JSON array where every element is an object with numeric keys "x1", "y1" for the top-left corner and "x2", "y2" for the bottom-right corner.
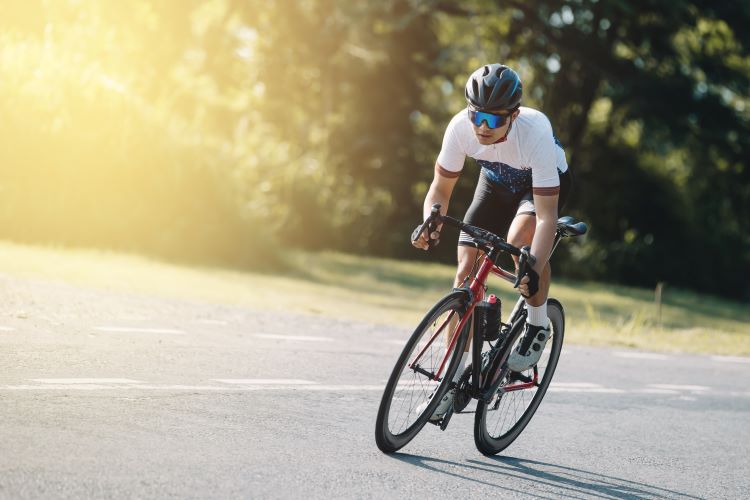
[{"x1": 458, "y1": 168, "x2": 573, "y2": 247}]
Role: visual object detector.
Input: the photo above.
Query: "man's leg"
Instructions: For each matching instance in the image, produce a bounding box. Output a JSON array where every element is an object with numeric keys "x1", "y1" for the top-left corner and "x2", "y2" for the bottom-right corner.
[
  {"x1": 456, "y1": 244, "x2": 482, "y2": 288},
  {"x1": 506, "y1": 213, "x2": 551, "y2": 306},
  {"x1": 452, "y1": 244, "x2": 482, "y2": 352},
  {"x1": 423, "y1": 244, "x2": 481, "y2": 421},
  {"x1": 506, "y1": 213, "x2": 554, "y2": 372}
]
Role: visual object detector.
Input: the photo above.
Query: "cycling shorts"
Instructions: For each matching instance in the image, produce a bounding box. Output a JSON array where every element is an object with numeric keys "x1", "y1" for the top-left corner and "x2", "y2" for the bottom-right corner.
[{"x1": 458, "y1": 168, "x2": 573, "y2": 248}]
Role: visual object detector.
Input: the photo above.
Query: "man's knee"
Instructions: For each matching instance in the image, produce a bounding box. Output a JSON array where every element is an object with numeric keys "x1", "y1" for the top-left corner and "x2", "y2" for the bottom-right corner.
[
  {"x1": 507, "y1": 215, "x2": 535, "y2": 248},
  {"x1": 456, "y1": 256, "x2": 474, "y2": 283},
  {"x1": 507, "y1": 232, "x2": 529, "y2": 250}
]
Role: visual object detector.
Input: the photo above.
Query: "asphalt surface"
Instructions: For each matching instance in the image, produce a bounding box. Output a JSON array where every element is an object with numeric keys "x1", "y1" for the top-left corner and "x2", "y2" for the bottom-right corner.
[{"x1": 1, "y1": 272, "x2": 748, "y2": 499}]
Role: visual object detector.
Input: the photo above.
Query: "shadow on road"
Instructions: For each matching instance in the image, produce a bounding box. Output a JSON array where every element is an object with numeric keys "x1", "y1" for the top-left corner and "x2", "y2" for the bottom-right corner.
[{"x1": 390, "y1": 453, "x2": 701, "y2": 499}]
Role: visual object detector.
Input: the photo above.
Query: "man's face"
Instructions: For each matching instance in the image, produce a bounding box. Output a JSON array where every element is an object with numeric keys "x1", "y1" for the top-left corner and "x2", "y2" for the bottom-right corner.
[{"x1": 470, "y1": 108, "x2": 519, "y2": 145}]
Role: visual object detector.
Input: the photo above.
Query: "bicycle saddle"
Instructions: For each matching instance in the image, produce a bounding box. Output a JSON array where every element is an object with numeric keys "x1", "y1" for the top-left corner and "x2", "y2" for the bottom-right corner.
[{"x1": 556, "y1": 216, "x2": 588, "y2": 237}]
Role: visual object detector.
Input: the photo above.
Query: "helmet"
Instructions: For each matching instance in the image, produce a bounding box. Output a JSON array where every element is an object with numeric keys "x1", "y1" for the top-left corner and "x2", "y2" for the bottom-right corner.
[{"x1": 465, "y1": 64, "x2": 523, "y2": 111}]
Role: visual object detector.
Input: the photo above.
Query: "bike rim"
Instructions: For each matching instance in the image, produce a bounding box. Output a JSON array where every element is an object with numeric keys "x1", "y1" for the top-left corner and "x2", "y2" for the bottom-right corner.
[
  {"x1": 481, "y1": 304, "x2": 563, "y2": 440},
  {"x1": 385, "y1": 305, "x2": 464, "y2": 437}
]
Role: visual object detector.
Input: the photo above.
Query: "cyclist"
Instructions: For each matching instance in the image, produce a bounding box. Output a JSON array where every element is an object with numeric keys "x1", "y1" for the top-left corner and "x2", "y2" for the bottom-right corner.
[{"x1": 413, "y1": 63, "x2": 572, "y2": 420}]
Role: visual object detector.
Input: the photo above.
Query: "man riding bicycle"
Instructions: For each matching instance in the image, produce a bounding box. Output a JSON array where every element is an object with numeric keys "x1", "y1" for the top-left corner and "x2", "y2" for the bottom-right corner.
[{"x1": 413, "y1": 63, "x2": 573, "y2": 420}]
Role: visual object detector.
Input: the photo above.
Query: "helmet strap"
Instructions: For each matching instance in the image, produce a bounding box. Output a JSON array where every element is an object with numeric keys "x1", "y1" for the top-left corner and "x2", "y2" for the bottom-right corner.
[{"x1": 492, "y1": 115, "x2": 515, "y2": 144}]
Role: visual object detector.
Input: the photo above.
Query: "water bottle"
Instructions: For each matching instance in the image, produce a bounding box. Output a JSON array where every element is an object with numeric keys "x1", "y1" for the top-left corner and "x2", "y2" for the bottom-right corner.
[{"x1": 474, "y1": 294, "x2": 502, "y2": 342}]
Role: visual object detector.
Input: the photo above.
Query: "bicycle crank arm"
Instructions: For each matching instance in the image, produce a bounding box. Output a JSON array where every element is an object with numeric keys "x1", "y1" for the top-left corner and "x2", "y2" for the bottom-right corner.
[
  {"x1": 478, "y1": 347, "x2": 513, "y2": 402},
  {"x1": 510, "y1": 372, "x2": 533, "y2": 384},
  {"x1": 439, "y1": 407, "x2": 455, "y2": 431},
  {"x1": 481, "y1": 366, "x2": 510, "y2": 402}
]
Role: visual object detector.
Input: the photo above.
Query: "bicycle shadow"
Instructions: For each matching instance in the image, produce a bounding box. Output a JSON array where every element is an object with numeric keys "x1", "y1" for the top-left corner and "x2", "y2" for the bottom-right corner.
[{"x1": 390, "y1": 453, "x2": 701, "y2": 499}]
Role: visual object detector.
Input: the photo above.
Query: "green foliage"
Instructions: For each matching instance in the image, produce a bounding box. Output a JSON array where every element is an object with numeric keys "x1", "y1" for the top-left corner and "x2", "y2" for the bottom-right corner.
[
  {"x1": 0, "y1": 4, "x2": 278, "y2": 267},
  {"x1": 454, "y1": 0, "x2": 750, "y2": 299},
  {"x1": 0, "y1": 0, "x2": 748, "y2": 298}
]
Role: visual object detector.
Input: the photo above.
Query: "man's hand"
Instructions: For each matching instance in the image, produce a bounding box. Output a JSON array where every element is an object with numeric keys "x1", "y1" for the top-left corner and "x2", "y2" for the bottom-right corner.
[
  {"x1": 411, "y1": 225, "x2": 440, "y2": 250},
  {"x1": 518, "y1": 266, "x2": 540, "y2": 298}
]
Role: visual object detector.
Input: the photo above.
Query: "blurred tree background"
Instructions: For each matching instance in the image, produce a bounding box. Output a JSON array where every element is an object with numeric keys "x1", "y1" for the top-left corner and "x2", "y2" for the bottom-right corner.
[{"x1": 0, "y1": 0, "x2": 748, "y2": 299}]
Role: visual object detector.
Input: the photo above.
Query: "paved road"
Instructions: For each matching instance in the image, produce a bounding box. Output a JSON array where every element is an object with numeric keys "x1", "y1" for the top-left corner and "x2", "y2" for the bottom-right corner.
[{"x1": 1, "y1": 273, "x2": 748, "y2": 499}]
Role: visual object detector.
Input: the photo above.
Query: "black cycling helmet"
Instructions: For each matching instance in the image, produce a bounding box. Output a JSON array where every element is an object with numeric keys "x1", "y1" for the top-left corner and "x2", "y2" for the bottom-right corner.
[{"x1": 465, "y1": 64, "x2": 523, "y2": 111}]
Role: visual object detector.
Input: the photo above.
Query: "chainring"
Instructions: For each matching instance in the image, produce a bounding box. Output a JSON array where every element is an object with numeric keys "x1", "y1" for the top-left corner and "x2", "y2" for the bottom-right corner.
[
  {"x1": 453, "y1": 351, "x2": 493, "y2": 413},
  {"x1": 452, "y1": 364, "x2": 474, "y2": 413}
]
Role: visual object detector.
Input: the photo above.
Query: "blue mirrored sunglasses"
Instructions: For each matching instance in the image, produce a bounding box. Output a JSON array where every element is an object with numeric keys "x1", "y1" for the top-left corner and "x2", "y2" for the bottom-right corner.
[{"x1": 467, "y1": 108, "x2": 512, "y2": 129}]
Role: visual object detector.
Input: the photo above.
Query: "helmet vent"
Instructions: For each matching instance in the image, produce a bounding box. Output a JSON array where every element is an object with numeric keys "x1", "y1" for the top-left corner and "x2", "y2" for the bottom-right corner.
[{"x1": 465, "y1": 63, "x2": 522, "y2": 111}]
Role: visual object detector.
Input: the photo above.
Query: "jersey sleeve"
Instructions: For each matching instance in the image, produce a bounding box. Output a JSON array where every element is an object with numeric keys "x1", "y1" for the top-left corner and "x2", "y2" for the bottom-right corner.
[
  {"x1": 435, "y1": 115, "x2": 466, "y2": 177},
  {"x1": 527, "y1": 116, "x2": 561, "y2": 193}
]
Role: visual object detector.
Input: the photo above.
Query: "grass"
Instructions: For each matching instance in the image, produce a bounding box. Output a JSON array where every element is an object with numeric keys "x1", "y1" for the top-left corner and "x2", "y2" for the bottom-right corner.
[{"x1": 1, "y1": 240, "x2": 748, "y2": 356}]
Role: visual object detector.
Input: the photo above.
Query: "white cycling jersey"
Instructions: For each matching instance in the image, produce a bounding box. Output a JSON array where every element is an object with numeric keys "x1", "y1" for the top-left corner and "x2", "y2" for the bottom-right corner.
[{"x1": 436, "y1": 106, "x2": 568, "y2": 193}]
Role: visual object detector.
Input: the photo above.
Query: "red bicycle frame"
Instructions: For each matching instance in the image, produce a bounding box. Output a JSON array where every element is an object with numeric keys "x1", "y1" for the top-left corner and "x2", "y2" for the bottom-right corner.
[
  {"x1": 409, "y1": 252, "x2": 519, "y2": 382},
  {"x1": 405, "y1": 206, "x2": 585, "y2": 401}
]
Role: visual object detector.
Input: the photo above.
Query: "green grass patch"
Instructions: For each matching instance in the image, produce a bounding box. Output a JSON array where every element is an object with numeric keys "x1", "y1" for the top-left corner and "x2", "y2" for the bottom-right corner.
[{"x1": 1, "y1": 241, "x2": 748, "y2": 356}]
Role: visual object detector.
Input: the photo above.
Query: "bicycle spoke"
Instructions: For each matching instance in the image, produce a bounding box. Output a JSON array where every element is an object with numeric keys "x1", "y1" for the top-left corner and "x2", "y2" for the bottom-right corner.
[
  {"x1": 484, "y1": 329, "x2": 555, "y2": 439},
  {"x1": 385, "y1": 306, "x2": 459, "y2": 436}
]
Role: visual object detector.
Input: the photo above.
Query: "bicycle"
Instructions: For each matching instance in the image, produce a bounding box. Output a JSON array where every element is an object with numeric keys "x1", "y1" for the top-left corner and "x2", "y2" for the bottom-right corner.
[{"x1": 375, "y1": 204, "x2": 587, "y2": 455}]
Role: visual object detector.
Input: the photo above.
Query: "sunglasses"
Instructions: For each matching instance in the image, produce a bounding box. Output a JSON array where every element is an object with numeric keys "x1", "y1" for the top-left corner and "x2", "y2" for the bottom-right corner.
[{"x1": 467, "y1": 108, "x2": 513, "y2": 129}]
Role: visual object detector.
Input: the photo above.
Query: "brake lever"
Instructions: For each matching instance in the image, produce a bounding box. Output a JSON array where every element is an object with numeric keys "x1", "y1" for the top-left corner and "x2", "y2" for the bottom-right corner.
[
  {"x1": 426, "y1": 220, "x2": 440, "y2": 249},
  {"x1": 513, "y1": 252, "x2": 527, "y2": 288},
  {"x1": 410, "y1": 223, "x2": 427, "y2": 244},
  {"x1": 411, "y1": 204, "x2": 442, "y2": 250},
  {"x1": 513, "y1": 246, "x2": 536, "y2": 288}
]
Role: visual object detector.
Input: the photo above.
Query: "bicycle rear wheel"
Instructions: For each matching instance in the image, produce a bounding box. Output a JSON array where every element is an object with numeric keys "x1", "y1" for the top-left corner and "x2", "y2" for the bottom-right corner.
[
  {"x1": 473, "y1": 299, "x2": 565, "y2": 456},
  {"x1": 375, "y1": 291, "x2": 470, "y2": 453}
]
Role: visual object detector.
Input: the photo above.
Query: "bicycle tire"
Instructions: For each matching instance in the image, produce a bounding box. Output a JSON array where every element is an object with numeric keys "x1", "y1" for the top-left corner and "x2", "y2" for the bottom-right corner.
[
  {"x1": 375, "y1": 290, "x2": 470, "y2": 453},
  {"x1": 473, "y1": 299, "x2": 565, "y2": 456}
]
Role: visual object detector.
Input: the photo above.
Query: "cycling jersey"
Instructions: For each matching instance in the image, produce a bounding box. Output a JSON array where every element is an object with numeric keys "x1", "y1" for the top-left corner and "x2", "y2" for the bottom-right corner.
[
  {"x1": 436, "y1": 106, "x2": 568, "y2": 193},
  {"x1": 457, "y1": 168, "x2": 573, "y2": 247}
]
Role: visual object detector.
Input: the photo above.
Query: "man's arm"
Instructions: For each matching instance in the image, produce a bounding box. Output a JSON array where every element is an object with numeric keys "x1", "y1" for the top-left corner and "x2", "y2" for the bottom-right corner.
[
  {"x1": 413, "y1": 162, "x2": 460, "y2": 250},
  {"x1": 529, "y1": 188, "x2": 559, "y2": 272}
]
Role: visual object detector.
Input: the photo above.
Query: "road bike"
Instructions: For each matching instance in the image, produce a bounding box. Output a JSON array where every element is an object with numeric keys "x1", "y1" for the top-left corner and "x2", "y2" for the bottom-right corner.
[{"x1": 375, "y1": 204, "x2": 587, "y2": 455}]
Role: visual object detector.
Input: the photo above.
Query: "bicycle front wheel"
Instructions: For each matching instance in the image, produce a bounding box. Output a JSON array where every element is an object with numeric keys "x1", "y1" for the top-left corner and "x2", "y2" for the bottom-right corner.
[
  {"x1": 473, "y1": 299, "x2": 565, "y2": 456},
  {"x1": 375, "y1": 291, "x2": 470, "y2": 453}
]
